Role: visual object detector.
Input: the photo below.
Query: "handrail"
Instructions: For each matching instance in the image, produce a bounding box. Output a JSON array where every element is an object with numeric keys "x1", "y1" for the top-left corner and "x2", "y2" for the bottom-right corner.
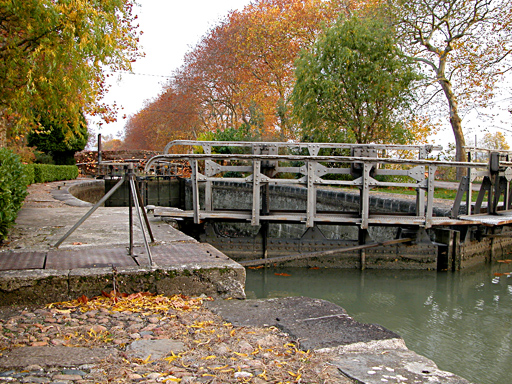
[
  {"x1": 145, "y1": 152, "x2": 490, "y2": 230},
  {"x1": 148, "y1": 143, "x2": 512, "y2": 229},
  {"x1": 146, "y1": 153, "x2": 488, "y2": 172},
  {"x1": 163, "y1": 139, "x2": 442, "y2": 157}
]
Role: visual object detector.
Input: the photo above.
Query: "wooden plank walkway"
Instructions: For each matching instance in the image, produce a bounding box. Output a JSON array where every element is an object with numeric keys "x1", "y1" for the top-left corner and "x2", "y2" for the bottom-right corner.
[{"x1": 154, "y1": 207, "x2": 479, "y2": 227}]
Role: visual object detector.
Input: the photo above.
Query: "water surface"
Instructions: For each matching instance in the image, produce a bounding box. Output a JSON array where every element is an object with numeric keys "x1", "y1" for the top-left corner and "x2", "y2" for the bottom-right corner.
[{"x1": 245, "y1": 264, "x2": 512, "y2": 384}]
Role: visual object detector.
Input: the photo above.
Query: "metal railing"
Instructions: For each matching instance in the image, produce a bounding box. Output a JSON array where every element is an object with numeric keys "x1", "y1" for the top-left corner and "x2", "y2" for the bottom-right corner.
[
  {"x1": 163, "y1": 140, "x2": 440, "y2": 158},
  {"x1": 146, "y1": 141, "x2": 508, "y2": 229},
  {"x1": 451, "y1": 147, "x2": 512, "y2": 217}
]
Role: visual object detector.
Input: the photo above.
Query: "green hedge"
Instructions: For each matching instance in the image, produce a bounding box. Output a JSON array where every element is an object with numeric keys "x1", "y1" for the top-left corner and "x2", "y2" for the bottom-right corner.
[
  {"x1": 0, "y1": 153, "x2": 78, "y2": 241},
  {"x1": 0, "y1": 149, "x2": 31, "y2": 240},
  {"x1": 22, "y1": 163, "x2": 35, "y2": 185},
  {"x1": 30, "y1": 164, "x2": 79, "y2": 183}
]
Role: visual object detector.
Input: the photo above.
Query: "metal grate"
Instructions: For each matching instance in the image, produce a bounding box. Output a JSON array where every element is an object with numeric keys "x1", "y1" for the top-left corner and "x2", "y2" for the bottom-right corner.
[
  {"x1": 46, "y1": 247, "x2": 138, "y2": 269},
  {"x1": 0, "y1": 251, "x2": 46, "y2": 270}
]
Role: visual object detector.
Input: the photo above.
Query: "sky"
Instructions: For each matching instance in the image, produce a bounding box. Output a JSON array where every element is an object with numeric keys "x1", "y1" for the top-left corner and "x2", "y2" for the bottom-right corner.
[
  {"x1": 91, "y1": 0, "x2": 512, "y2": 150},
  {"x1": 90, "y1": 0, "x2": 253, "y2": 140}
]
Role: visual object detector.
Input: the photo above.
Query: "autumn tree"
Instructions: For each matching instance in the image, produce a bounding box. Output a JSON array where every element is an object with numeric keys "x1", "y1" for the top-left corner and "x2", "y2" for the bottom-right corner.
[
  {"x1": 124, "y1": 0, "x2": 350, "y2": 147},
  {"x1": 0, "y1": 0, "x2": 141, "y2": 146},
  {"x1": 388, "y1": 0, "x2": 512, "y2": 171},
  {"x1": 291, "y1": 15, "x2": 423, "y2": 144},
  {"x1": 100, "y1": 134, "x2": 124, "y2": 151},
  {"x1": 479, "y1": 132, "x2": 510, "y2": 150},
  {"x1": 224, "y1": 0, "x2": 349, "y2": 138},
  {"x1": 27, "y1": 112, "x2": 89, "y2": 165},
  {"x1": 123, "y1": 85, "x2": 202, "y2": 151}
]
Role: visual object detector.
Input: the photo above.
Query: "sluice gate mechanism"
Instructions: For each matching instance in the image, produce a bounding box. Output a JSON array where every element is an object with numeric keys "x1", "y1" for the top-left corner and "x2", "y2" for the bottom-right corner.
[{"x1": 97, "y1": 141, "x2": 512, "y2": 271}]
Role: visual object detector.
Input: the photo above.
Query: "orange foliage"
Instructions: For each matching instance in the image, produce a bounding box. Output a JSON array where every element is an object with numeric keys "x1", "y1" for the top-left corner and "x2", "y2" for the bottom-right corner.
[
  {"x1": 123, "y1": 0, "x2": 358, "y2": 148},
  {"x1": 123, "y1": 86, "x2": 202, "y2": 151}
]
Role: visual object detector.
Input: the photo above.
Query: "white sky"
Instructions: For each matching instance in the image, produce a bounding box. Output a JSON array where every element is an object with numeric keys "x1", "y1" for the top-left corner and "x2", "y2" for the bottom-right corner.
[
  {"x1": 90, "y1": 0, "x2": 253, "y2": 139},
  {"x1": 90, "y1": 0, "x2": 512, "y2": 150}
]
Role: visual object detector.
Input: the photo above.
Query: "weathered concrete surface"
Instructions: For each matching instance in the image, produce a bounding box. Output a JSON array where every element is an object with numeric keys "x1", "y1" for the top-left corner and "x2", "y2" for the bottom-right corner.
[
  {"x1": 0, "y1": 346, "x2": 118, "y2": 368},
  {"x1": 329, "y1": 342, "x2": 471, "y2": 384},
  {"x1": 0, "y1": 264, "x2": 245, "y2": 306},
  {"x1": 51, "y1": 180, "x2": 96, "y2": 207},
  {"x1": 207, "y1": 297, "x2": 473, "y2": 384},
  {"x1": 207, "y1": 296, "x2": 399, "y2": 350},
  {"x1": 127, "y1": 339, "x2": 186, "y2": 360},
  {"x1": 0, "y1": 203, "x2": 245, "y2": 303}
]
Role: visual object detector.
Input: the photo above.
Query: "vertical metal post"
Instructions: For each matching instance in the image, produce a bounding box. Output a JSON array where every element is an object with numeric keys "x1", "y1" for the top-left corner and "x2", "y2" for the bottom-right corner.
[
  {"x1": 466, "y1": 150, "x2": 473, "y2": 215},
  {"x1": 416, "y1": 147, "x2": 426, "y2": 217},
  {"x1": 97, "y1": 133, "x2": 102, "y2": 163},
  {"x1": 204, "y1": 143, "x2": 214, "y2": 212},
  {"x1": 133, "y1": 178, "x2": 155, "y2": 243},
  {"x1": 205, "y1": 161, "x2": 213, "y2": 212},
  {"x1": 251, "y1": 160, "x2": 261, "y2": 226},
  {"x1": 360, "y1": 163, "x2": 371, "y2": 229},
  {"x1": 425, "y1": 166, "x2": 436, "y2": 228},
  {"x1": 97, "y1": 133, "x2": 102, "y2": 176},
  {"x1": 191, "y1": 159, "x2": 200, "y2": 224},
  {"x1": 128, "y1": 165, "x2": 134, "y2": 255},
  {"x1": 129, "y1": 176, "x2": 153, "y2": 266},
  {"x1": 306, "y1": 161, "x2": 317, "y2": 228}
]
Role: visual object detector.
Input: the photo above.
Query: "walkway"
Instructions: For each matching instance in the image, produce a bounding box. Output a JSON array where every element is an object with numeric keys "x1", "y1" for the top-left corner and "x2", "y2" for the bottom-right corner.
[{"x1": 0, "y1": 180, "x2": 245, "y2": 305}]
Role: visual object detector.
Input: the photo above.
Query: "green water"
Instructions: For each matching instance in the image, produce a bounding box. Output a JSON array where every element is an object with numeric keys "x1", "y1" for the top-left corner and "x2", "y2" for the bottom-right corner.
[{"x1": 245, "y1": 264, "x2": 512, "y2": 384}]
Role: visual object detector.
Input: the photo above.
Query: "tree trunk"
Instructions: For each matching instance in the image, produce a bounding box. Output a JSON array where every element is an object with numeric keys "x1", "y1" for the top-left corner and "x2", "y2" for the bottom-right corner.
[{"x1": 440, "y1": 79, "x2": 466, "y2": 180}]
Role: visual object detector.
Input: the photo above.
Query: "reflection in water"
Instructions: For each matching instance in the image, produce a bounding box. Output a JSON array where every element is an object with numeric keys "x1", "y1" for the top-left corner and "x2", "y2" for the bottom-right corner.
[{"x1": 245, "y1": 264, "x2": 512, "y2": 384}]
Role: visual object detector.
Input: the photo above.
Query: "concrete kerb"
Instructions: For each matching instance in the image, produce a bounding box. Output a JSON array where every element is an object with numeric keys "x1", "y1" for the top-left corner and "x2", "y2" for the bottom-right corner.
[
  {"x1": 50, "y1": 179, "x2": 99, "y2": 207},
  {"x1": 0, "y1": 264, "x2": 246, "y2": 306}
]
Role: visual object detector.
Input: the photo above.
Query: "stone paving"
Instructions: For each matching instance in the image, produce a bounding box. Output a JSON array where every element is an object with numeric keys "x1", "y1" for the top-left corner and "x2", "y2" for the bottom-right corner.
[
  {"x1": 0, "y1": 181, "x2": 246, "y2": 305},
  {"x1": 0, "y1": 295, "x2": 355, "y2": 383}
]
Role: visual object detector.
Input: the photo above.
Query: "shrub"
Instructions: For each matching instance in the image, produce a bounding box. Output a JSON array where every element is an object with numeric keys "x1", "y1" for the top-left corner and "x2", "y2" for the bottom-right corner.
[
  {"x1": 22, "y1": 164, "x2": 35, "y2": 185},
  {"x1": 32, "y1": 164, "x2": 79, "y2": 183},
  {"x1": 0, "y1": 149, "x2": 31, "y2": 240}
]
